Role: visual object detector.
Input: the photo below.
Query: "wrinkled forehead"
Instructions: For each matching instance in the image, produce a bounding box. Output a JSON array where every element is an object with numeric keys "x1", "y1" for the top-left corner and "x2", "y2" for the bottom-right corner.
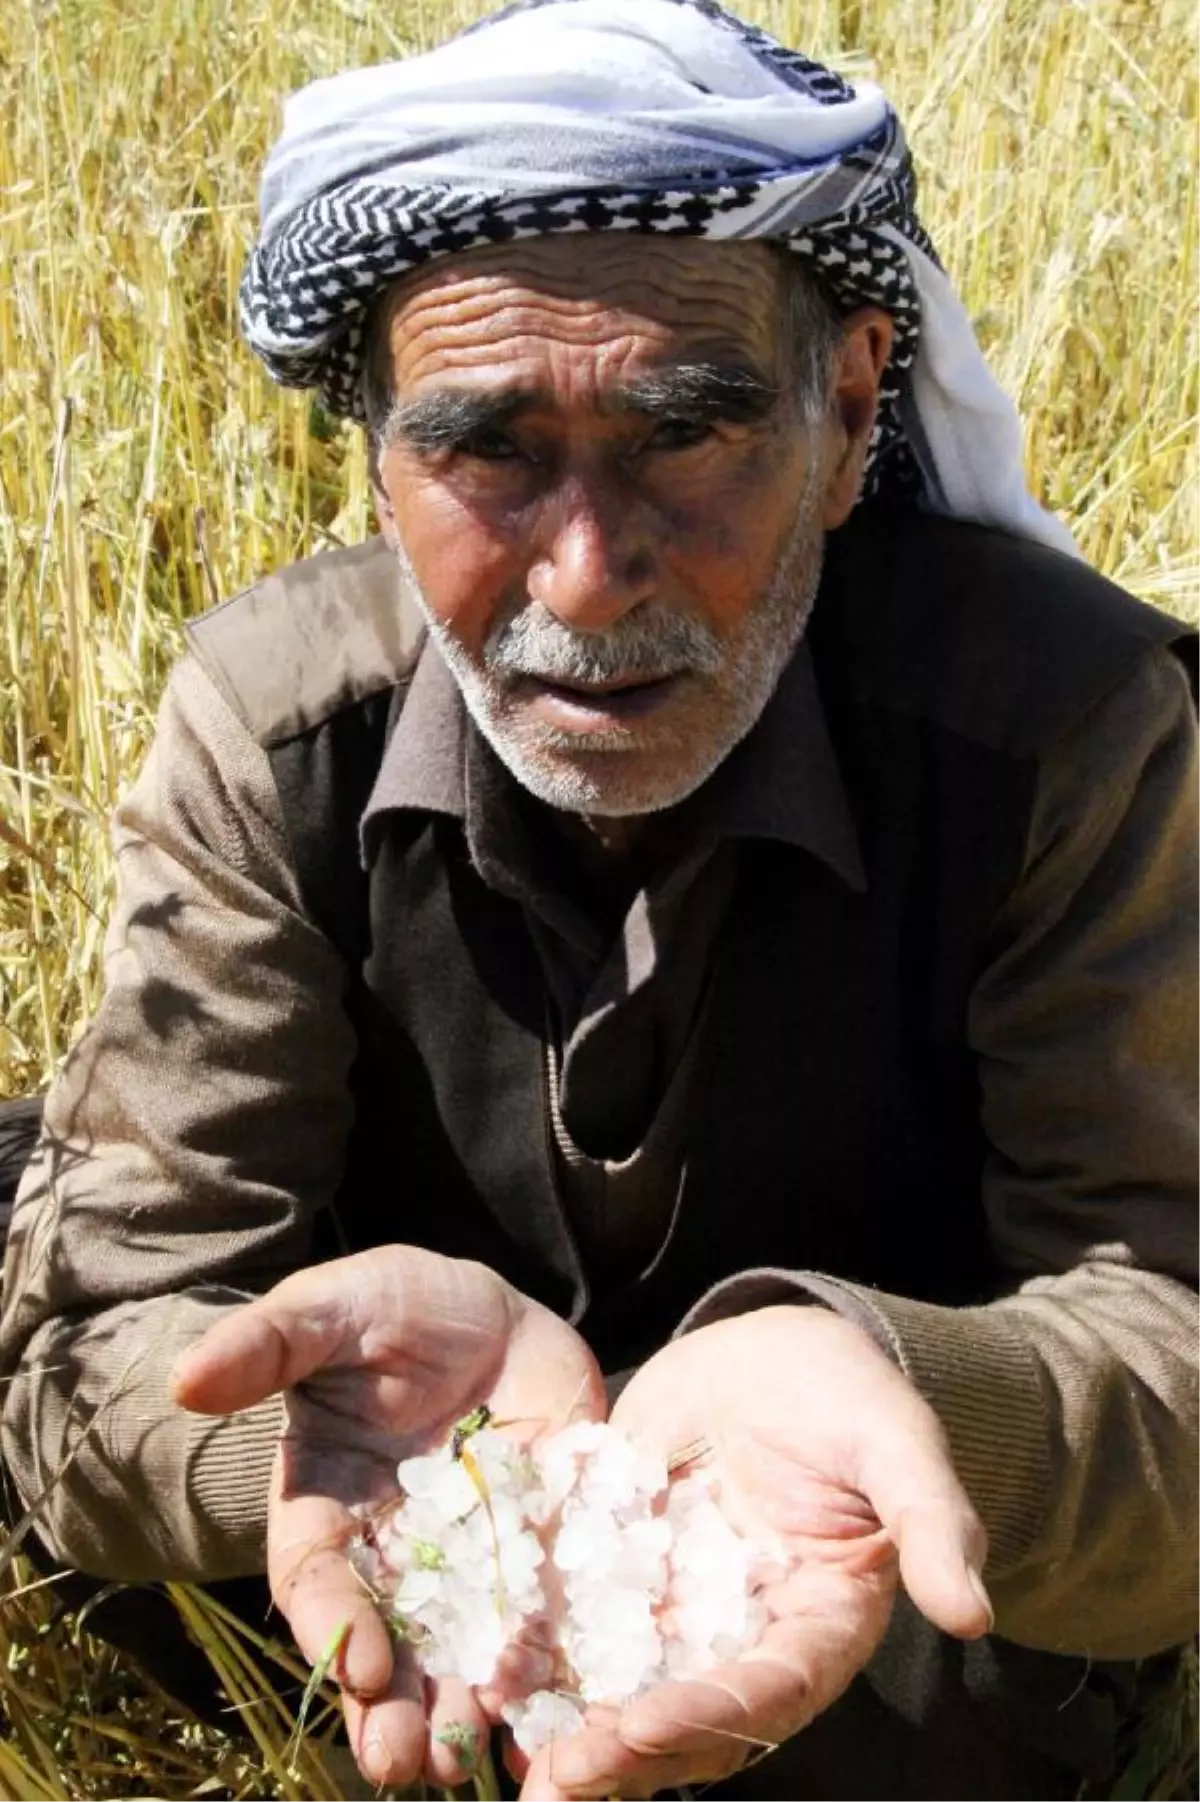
[{"x1": 376, "y1": 235, "x2": 788, "y2": 394}]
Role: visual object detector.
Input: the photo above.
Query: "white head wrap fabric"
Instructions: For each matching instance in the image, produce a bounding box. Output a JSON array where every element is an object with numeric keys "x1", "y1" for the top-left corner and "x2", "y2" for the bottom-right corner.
[{"x1": 242, "y1": 0, "x2": 1075, "y2": 555}]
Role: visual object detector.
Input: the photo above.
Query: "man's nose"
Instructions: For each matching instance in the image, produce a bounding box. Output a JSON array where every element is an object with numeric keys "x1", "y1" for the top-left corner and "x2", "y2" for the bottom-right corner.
[{"x1": 525, "y1": 473, "x2": 658, "y2": 630}]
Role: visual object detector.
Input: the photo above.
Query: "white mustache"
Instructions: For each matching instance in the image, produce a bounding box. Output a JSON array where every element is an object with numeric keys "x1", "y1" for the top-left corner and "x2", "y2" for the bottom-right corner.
[{"x1": 484, "y1": 603, "x2": 723, "y2": 686}]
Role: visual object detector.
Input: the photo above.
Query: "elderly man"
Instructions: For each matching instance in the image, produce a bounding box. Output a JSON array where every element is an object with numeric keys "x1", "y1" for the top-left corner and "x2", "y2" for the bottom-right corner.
[{"x1": 1, "y1": 1, "x2": 1195, "y2": 1797}]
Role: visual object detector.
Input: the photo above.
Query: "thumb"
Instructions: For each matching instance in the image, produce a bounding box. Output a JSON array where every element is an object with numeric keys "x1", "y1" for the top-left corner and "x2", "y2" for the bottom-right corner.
[
  {"x1": 860, "y1": 1433, "x2": 992, "y2": 1640},
  {"x1": 171, "y1": 1274, "x2": 351, "y2": 1415},
  {"x1": 889, "y1": 1500, "x2": 992, "y2": 1639}
]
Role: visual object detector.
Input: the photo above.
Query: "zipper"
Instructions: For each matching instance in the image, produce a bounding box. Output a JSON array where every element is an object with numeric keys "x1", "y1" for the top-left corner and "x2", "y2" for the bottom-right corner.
[{"x1": 541, "y1": 994, "x2": 591, "y2": 1324}]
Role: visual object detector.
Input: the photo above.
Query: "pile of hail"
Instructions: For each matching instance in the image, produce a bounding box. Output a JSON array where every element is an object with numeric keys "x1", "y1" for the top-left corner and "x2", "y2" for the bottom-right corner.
[{"x1": 351, "y1": 1411, "x2": 785, "y2": 1758}]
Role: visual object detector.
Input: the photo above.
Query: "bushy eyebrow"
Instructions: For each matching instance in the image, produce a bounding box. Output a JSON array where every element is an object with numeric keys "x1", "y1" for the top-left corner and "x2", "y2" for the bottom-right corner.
[
  {"x1": 390, "y1": 359, "x2": 780, "y2": 453},
  {"x1": 390, "y1": 389, "x2": 521, "y2": 453},
  {"x1": 615, "y1": 361, "x2": 780, "y2": 423}
]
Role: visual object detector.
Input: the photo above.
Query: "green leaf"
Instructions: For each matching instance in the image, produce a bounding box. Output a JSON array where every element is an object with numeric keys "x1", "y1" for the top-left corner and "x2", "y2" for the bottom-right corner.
[{"x1": 285, "y1": 1616, "x2": 350, "y2": 1777}]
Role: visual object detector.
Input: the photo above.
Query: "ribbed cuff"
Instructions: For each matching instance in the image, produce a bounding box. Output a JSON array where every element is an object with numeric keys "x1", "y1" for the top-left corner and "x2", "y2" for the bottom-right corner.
[
  {"x1": 186, "y1": 1393, "x2": 284, "y2": 1576},
  {"x1": 839, "y1": 1284, "x2": 1051, "y2": 1572},
  {"x1": 675, "y1": 1268, "x2": 1051, "y2": 1575},
  {"x1": 676, "y1": 1267, "x2": 896, "y2": 1356}
]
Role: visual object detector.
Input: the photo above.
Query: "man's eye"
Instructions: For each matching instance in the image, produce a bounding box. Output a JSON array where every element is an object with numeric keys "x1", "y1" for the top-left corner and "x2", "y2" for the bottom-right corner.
[
  {"x1": 457, "y1": 428, "x2": 523, "y2": 462},
  {"x1": 645, "y1": 415, "x2": 713, "y2": 452}
]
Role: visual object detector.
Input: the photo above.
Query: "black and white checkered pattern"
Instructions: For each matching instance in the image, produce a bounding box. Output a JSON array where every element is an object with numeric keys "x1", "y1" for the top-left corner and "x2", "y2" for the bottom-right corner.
[{"x1": 240, "y1": 0, "x2": 937, "y2": 496}]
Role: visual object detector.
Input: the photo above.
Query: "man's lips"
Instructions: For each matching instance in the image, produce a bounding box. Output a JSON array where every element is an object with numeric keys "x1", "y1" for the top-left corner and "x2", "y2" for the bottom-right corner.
[{"x1": 512, "y1": 671, "x2": 684, "y2": 727}]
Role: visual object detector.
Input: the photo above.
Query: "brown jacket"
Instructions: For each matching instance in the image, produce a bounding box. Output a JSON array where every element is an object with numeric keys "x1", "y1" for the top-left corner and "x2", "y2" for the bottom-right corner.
[{"x1": 1, "y1": 533, "x2": 1196, "y2": 1661}]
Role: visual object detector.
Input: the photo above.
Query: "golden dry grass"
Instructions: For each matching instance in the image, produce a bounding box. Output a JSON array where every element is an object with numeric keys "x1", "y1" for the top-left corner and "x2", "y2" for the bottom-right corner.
[
  {"x1": 2, "y1": 0, "x2": 1197, "y2": 1093},
  {"x1": 0, "y1": 0, "x2": 1196, "y2": 1794}
]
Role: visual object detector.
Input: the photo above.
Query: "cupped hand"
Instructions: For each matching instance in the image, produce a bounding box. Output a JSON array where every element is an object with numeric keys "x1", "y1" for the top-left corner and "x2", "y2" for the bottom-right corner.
[
  {"x1": 520, "y1": 1304, "x2": 991, "y2": 1801},
  {"x1": 171, "y1": 1247, "x2": 605, "y2": 1790}
]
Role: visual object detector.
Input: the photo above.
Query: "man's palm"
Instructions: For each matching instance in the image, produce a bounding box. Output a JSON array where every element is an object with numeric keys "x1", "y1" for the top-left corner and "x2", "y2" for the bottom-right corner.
[
  {"x1": 173, "y1": 1247, "x2": 605, "y2": 1787},
  {"x1": 520, "y1": 1306, "x2": 990, "y2": 1800}
]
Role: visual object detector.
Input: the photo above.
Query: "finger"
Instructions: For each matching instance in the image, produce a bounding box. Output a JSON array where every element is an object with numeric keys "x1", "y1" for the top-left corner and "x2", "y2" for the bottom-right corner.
[
  {"x1": 425, "y1": 1675, "x2": 490, "y2": 1787},
  {"x1": 890, "y1": 1500, "x2": 992, "y2": 1639},
  {"x1": 270, "y1": 1495, "x2": 395, "y2": 1698},
  {"x1": 171, "y1": 1276, "x2": 355, "y2": 1414},
  {"x1": 547, "y1": 1564, "x2": 893, "y2": 1787},
  {"x1": 518, "y1": 1758, "x2": 571, "y2": 1802},
  {"x1": 857, "y1": 1431, "x2": 991, "y2": 1638},
  {"x1": 522, "y1": 1715, "x2": 739, "y2": 1800},
  {"x1": 342, "y1": 1648, "x2": 427, "y2": 1788},
  {"x1": 522, "y1": 1662, "x2": 784, "y2": 1798},
  {"x1": 174, "y1": 1249, "x2": 515, "y2": 1417},
  {"x1": 511, "y1": 1703, "x2": 616, "y2": 1797},
  {"x1": 500, "y1": 1693, "x2": 616, "y2": 1794}
]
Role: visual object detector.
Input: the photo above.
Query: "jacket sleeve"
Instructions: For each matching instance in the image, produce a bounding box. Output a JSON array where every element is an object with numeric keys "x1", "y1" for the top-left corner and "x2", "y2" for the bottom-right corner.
[
  {"x1": 0, "y1": 656, "x2": 357, "y2": 1581},
  {"x1": 679, "y1": 643, "x2": 1199, "y2": 1661}
]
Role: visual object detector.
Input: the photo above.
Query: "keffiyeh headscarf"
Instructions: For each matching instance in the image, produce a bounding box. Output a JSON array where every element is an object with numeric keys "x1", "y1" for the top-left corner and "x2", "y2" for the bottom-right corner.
[{"x1": 241, "y1": 0, "x2": 1075, "y2": 555}]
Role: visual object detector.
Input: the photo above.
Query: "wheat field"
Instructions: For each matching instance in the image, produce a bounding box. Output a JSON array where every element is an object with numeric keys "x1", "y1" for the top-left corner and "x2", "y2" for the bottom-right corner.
[{"x1": 0, "y1": 0, "x2": 1196, "y2": 1795}]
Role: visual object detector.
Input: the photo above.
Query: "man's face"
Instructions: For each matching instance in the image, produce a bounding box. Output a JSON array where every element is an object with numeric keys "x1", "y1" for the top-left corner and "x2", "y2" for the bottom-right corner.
[{"x1": 371, "y1": 237, "x2": 848, "y2": 818}]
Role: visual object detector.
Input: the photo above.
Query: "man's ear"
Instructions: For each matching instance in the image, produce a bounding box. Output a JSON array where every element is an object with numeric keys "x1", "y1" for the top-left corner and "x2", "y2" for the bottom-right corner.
[
  {"x1": 820, "y1": 307, "x2": 895, "y2": 530},
  {"x1": 368, "y1": 435, "x2": 403, "y2": 552}
]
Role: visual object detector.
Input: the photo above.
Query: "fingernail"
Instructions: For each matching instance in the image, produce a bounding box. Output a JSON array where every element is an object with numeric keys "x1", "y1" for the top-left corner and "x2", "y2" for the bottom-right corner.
[
  {"x1": 967, "y1": 1564, "x2": 994, "y2": 1632},
  {"x1": 361, "y1": 1723, "x2": 391, "y2": 1784}
]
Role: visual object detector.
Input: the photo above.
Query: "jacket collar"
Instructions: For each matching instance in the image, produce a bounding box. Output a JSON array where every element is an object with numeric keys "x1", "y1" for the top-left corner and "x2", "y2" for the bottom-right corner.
[{"x1": 360, "y1": 626, "x2": 865, "y2": 894}]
